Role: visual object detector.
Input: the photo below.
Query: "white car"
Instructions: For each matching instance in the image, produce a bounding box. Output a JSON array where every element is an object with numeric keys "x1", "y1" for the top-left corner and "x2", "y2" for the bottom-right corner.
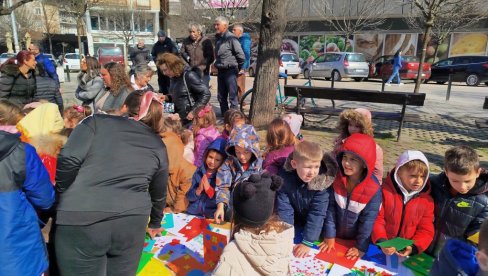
[
  {"x1": 62, "y1": 53, "x2": 83, "y2": 71},
  {"x1": 248, "y1": 52, "x2": 301, "y2": 79},
  {"x1": 0, "y1": 52, "x2": 16, "y2": 65}
]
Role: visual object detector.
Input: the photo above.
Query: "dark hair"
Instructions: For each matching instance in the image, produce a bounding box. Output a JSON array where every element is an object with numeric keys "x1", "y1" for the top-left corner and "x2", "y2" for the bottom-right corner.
[
  {"x1": 84, "y1": 56, "x2": 101, "y2": 82},
  {"x1": 394, "y1": 50, "x2": 401, "y2": 57},
  {"x1": 223, "y1": 109, "x2": 246, "y2": 127},
  {"x1": 124, "y1": 91, "x2": 164, "y2": 133},
  {"x1": 444, "y1": 145, "x2": 480, "y2": 174},
  {"x1": 156, "y1": 53, "x2": 185, "y2": 77},
  {"x1": 266, "y1": 118, "x2": 295, "y2": 152},
  {"x1": 103, "y1": 62, "x2": 132, "y2": 96}
]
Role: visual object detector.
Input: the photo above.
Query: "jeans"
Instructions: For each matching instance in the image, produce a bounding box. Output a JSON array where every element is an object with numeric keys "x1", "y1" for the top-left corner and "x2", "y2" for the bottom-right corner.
[
  {"x1": 217, "y1": 67, "x2": 238, "y2": 116},
  {"x1": 387, "y1": 66, "x2": 401, "y2": 84}
]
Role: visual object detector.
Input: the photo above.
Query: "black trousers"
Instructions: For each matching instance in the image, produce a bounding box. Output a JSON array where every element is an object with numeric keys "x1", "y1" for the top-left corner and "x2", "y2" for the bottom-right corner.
[
  {"x1": 55, "y1": 215, "x2": 147, "y2": 276},
  {"x1": 157, "y1": 69, "x2": 170, "y2": 94},
  {"x1": 217, "y1": 67, "x2": 239, "y2": 117}
]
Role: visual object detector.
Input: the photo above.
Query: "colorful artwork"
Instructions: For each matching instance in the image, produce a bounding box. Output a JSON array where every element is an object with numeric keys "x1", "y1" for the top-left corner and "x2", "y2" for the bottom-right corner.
[
  {"x1": 289, "y1": 248, "x2": 330, "y2": 275},
  {"x1": 179, "y1": 217, "x2": 208, "y2": 241},
  {"x1": 203, "y1": 228, "x2": 228, "y2": 270},
  {"x1": 377, "y1": 238, "x2": 414, "y2": 251},
  {"x1": 299, "y1": 35, "x2": 325, "y2": 66},
  {"x1": 161, "y1": 213, "x2": 174, "y2": 229},
  {"x1": 166, "y1": 254, "x2": 207, "y2": 275},
  {"x1": 449, "y1": 33, "x2": 488, "y2": 57},
  {"x1": 138, "y1": 258, "x2": 172, "y2": 276},
  {"x1": 137, "y1": 252, "x2": 154, "y2": 274},
  {"x1": 315, "y1": 239, "x2": 358, "y2": 269},
  {"x1": 418, "y1": 34, "x2": 450, "y2": 63},
  {"x1": 402, "y1": 253, "x2": 434, "y2": 275},
  {"x1": 325, "y1": 35, "x2": 353, "y2": 53}
]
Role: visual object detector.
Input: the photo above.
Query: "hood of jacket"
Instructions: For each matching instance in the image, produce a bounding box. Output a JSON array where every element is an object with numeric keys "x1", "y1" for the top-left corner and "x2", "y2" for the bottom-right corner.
[
  {"x1": 226, "y1": 124, "x2": 260, "y2": 161},
  {"x1": 283, "y1": 151, "x2": 338, "y2": 191},
  {"x1": 0, "y1": 130, "x2": 20, "y2": 160},
  {"x1": 469, "y1": 169, "x2": 488, "y2": 195},
  {"x1": 393, "y1": 150, "x2": 430, "y2": 202},
  {"x1": 16, "y1": 103, "x2": 64, "y2": 141},
  {"x1": 431, "y1": 239, "x2": 479, "y2": 276},
  {"x1": 337, "y1": 133, "x2": 376, "y2": 183},
  {"x1": 197, "y1": 125, "x2": 220, "y2": 141},
  {"x1": 0, "y1": 63, "x2": 21, "y2": 76},
  {"x1": 203, "y1": 137, "x2": 227, "y2": 162},
  {"x1": 233, "y1": 222, "x2": 294, "y2": 275}
]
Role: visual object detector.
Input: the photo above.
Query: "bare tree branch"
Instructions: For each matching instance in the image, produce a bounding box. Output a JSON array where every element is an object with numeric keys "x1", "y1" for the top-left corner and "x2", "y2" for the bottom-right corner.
[{"x1": 0, "y1": 0, "x2": 34, "y2": 16}]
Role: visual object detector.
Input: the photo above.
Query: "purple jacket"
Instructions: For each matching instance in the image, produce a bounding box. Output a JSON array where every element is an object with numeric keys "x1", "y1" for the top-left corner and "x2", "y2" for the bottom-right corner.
[
  {"x1": 193, "y1": 125, "x2": 220, "y2": 167},
  {"x1": 263, "y1": 145, "x2": 295, "y2": 175}
]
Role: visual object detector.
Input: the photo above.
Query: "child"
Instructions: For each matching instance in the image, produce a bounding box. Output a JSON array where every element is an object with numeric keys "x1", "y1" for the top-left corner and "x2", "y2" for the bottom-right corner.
[
  {"x1": 276, "y1": 140, "x2": 338, "y2": 257},
  {"x1": 0, "y1": 107, "x2": 54, "y2": 276},
  {"x1": 214, "y1": 124, "x2": 262, "y2": 223},
  {"x1": 0, "y1": 99, "x2": 23, "y2": 133},
  {"x1": 192, "y1": 105, "x2": 220, "y2": 167},
  {"x1": 430, "y1": 219, "x2": 488, "y2": 275},
  {"x1": 372, "y1": 150, "x2": 435, "y2": 257},
  {"x1": 263, "y1": 118, "x2": 296, "y2": 175},
  {"x1": 161, "y1": 116, "x2": 196, "y2": 213},
  {"x1": 221, "y1": 109, "x2": 246, "y2": 140},
  {"x1": 63, "y1": 104, "x2": 93, "y2": 129},
  {"x1": 282, "y1": 112, "x2": 304, "y2": 141},
  {"x1": 334, "y1": 108, "x2": 384, "y2": 183},
  {"x1": 186, "y1": 137, "x2": 227, "y2": 218},
  {"x1": 322, "y1": 133, "x2": 382, "y2": 260},
  {"x1": 429, "y1": 145, "x2": 488, "y2": 256},
  {"x1": 164, "y1": 113, "x2": 195, "y2": 164},
  {"x1": 213, "y1": 173, "x2": 294, "y2": 275}
]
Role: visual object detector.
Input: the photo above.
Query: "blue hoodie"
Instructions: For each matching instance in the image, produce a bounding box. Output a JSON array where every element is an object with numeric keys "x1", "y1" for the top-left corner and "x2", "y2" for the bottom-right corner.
[
  {"x1": 430, "y1": 239, "x2": 479, "y2": 276},
  {"x1": 239, "y1": 33, "x2": 252, "y2": 70},
  {"x1": 215, "y1": 124, "x2": 263, "y2": 206},
  {"x1": 186, "y1": 138, "x2": 227, "y2": 218}
]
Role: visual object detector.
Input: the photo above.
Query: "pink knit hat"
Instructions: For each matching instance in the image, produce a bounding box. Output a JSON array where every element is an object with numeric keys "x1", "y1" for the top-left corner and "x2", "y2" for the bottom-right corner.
[{"x1": 354, "y1": 108, "x2": 372, "y2": 122}]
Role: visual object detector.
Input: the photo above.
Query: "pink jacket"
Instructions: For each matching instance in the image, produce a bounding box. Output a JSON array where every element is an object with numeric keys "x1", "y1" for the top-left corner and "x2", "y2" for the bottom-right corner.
[
  {"x1": 193, "y1": 125, "x2": 220, "y2": 167},
  {"x1": 263, "y1": 145, "x2": 295, "y2": 175}
]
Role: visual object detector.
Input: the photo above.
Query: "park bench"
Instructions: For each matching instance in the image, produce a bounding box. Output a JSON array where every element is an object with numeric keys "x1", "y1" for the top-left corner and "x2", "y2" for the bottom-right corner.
[{"x1": 283, "y1": 85, "x2": 426, "y2": 141}]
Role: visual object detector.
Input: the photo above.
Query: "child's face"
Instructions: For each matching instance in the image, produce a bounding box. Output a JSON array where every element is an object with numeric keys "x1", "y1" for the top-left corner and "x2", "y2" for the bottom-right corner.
[
  {"x1": 64, "y1": 117, "x2": 76, "y2": 129},
  {"x1": 445, "y1": 168, "x2": 481, "y2": 194},
  {"x1": 348, "y1": 122, "x2": 361, "y2": 135},
  {"x1": 291, "y1": 159, "x2": 321, "y2": 183},
  {"x1": 477, "y1": 249, "x2": 488, "y2": 272},
  {"x1": 205, "y1": 150, "x2": 224, "y2": 171},
  {"x1": 342, "y1": 152, "x2": 365, "y2": 178},
  {"x1": 398, "y1": 167, "x2": 426, "y2": 192},
  {"x1": 234, "y1": 145, "x2": 253, "y2": 165}
]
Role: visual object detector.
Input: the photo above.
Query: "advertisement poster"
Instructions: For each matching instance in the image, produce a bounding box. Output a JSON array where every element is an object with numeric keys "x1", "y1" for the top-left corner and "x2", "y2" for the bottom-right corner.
[
  {"x1": 282, "y1": 36, "x2": 299, "y2": 56},
  {"x1": 384, "y1": 33, "x2": 417, "y2": 56},
  {"x1": 417, "y1": 34, "x2": 450, "y2": 63},
  {"x1": 324, "y1": 35, "x2": 353, "y2": 53},
  {"x1": 449, "y1": 32, "x2": 488, "y2": 56},
  {"x1": 299, "y1": 35, "x2": 325, "y2": 65},
  {"x1": 354, "y1": 33, "x2": 385, "y2": 62},
  {"x1": 193, "y1": 0, "x2": 248, "y2": 9}
]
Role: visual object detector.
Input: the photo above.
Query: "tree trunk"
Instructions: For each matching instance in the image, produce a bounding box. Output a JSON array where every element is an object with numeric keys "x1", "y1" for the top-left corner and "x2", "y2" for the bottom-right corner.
[
  {"x1": 48, "y1": 35, "x2": 52, "y2": 54},
  {"x1": 249, "y1": 0, "x2": 287, "y2": 128},
  {"x1": 41, "y1": 1, "x2": 52, "y2": 53},
  {"x1": 77, "y1": 17, "x2": 83, "y2": 63},
  {"x1": 414, "y1": 21, "x2": 432, "y2": 93}
]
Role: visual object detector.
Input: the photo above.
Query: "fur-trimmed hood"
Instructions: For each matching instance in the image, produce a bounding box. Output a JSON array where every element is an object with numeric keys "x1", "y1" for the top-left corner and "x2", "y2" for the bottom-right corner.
[{"x1": 282, "y1": 151, "x2": 338, "y2": 191}]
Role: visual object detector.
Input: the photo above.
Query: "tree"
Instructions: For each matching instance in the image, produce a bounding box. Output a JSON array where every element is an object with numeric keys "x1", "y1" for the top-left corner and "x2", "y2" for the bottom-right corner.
[
  {"x1": 0, "y1": 0, "x2": 34, "y2": 16},
  {"x1": 408, "y1": 0, "x2": 488, "y2": 93},
  {"x1": 0, "y1": 5, "x2": 39, "y2": 47},
  {"x1": 248, "y1": 0, "x2": 286, "y2": 127},
  {"x1": 40, "y1": 0, "x2": 58, "y2": 54}
]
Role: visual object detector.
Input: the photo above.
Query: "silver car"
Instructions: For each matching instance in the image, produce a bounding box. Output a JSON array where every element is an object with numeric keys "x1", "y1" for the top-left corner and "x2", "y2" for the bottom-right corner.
[{"x1": 303, "y1": 52, "x2": 369, "y2": 81}]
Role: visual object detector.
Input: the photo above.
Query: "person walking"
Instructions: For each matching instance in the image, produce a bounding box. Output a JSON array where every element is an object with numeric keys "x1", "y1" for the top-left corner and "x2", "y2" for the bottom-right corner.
[
  {"x1": 232, "y1": 23, "x2": 251, "y2": 104},
  {"x1": 385, "y1": 50, "x2": 403, "y2": 86},
  {"x1": 214, "y1": 16, "x2": 245, "y2": 117},
  {"x1": 180, "y1": 23, "x2": 215, "y2": 88},
  {"x1": 151, "y1": 30, "x2": 179, "y2": 94}
]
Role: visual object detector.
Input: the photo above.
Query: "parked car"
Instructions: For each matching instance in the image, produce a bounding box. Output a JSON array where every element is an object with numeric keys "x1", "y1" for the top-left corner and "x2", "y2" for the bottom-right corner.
[
  {"x1": 97, "y1": 46, "x2": 124, "y2": 66},
  {"x1": 303, "y1": 52, "x2": 369, "y2": 81},
  {"x1": 368, "y1": 55, "x2": 431, "y2": 81},
  {"x1": 248, "y1": 52, "x2": 301, "y2": 79},
  {"x1": 0, "y1": 52, "x2": 16, "y2": 65},
  {"x1": 426, "y1": 56, "x2": 488, "y2": 86},
  {"x1": 62, "y1": 53, "x2": 82, "y2": 71}
]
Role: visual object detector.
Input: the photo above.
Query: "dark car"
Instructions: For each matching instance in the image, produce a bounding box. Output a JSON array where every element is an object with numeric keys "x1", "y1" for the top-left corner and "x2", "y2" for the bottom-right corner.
[
  {"x1": 426, "y1": 55, "x2": 488, "y2": 86},
  {"x1": 97, "y1": 46, "x2": 124, "y2": 66}
]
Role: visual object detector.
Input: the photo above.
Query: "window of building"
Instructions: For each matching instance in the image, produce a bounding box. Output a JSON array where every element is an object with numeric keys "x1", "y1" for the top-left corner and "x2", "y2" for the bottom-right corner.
[
  {"x1": 91, "y1": 15, "x2": 100, "y2": 30},
  {"x1": 35, "y1": 7, "x2": 42, "y2": 15}
]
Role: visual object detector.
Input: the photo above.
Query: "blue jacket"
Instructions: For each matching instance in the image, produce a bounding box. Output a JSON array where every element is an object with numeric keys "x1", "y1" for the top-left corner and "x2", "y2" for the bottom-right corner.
[
  {"x1": 35, "y1": 53, "x2": 59, "y2": 86},
  {"x1": 276, "y1": 152, "x2": 338, "y2": 243},
  {"x1": 187, "y1": 138, "x2": 227, "y2": 218},
  {"x1": 0, "y1": 131, "x2": 54, "y2": 276},
  {"x1": 430, "y1": 239, "x2": 479, "y2": 276},
  {"x1": 239, "y1": 33, "x2": 252, "y2": 70},
  {"x1": 393, "y1": 54, "x2": 402, "y2": 68},
  {"x1": 215, "y1": 124, "x2": 262, "y2": 206}
]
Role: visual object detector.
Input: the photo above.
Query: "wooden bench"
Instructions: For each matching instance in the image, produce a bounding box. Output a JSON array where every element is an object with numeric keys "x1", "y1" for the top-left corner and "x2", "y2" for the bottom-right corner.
[{"x1": 283, "y1": 85, "x2": 427, "y2": 141}]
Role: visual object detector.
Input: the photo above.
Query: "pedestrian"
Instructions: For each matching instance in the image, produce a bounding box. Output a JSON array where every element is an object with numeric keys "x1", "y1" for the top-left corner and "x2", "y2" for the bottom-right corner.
[
  {"x1": 232, "y1": 23, "x2": 251, "y2": 103},
  {"x1": 180, "y1": 23, "x2": 215, "y2": 87},
  {"x1": 151, "y1": 30, "x2": 179, "y2": 94},
  {"x1": 29, "y1": 43, "x2": 60, "y2": 87},
  {"x1": 0, "y1": 50, "x2": 37, "y2": 106},
  {"x1": 129, "y1": 39, "x2": 151, "y2": 68},
  {"x1": 157, "y1": 53, "x2": 211, "y2": 126},
  {"x1": 214, "y1": 16, "x2": 245, "y2": 116},
  {"x1": 385, "y1": 50, "x2": 403, "y2": 86},
  {"x1": 55, "y1": 91, "x2": 169, "y2": 275},
  {"x1": 75, "y1": 56, "x2": 105, "y2": 109},
  {"x1": 97, "y1": 62, "x2": 133, "y2": 114}
]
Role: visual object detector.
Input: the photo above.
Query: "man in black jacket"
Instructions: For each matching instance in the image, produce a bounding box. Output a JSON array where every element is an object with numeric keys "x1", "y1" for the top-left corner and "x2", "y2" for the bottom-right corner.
[
  {"x1": 151, "y1": 30, "x2": 178, "y2": 94},
  {"x1": 214, "y1": 16, "x2": 245, "y2": 116},
  {"x1": 130, "y1": 39, "x2": 151, "y2": 67},
  {"x1": 180, "y1": 23, "x2": 214, "y2": 87}
]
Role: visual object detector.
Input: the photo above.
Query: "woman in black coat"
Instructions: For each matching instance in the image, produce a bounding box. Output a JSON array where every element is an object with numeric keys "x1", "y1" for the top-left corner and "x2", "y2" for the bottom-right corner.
[
  {"x1": 0, "y1": 51, "x2": 37, "y2": 106},
  {"x1": 157, "y1": 53, "x2": 211, "y2": 126},
  {"x1": 55, "y1": 91, "x2": 169, "y2": 275}
]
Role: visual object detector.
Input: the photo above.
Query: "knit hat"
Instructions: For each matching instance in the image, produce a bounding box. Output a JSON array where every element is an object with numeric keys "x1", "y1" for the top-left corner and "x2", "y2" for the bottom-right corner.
[
  {"x1": 232, "y1": 173, "x2": 283, "y2": 227},
  {"x1": 157, "y1": 30, "x2": 166, "y2": 37}
]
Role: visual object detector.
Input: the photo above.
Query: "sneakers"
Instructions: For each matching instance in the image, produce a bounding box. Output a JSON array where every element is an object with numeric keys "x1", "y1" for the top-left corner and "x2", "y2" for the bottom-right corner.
[
  {"x1": 398, "y1": 83, "x2": 404, "y2": 86},
  {"x1": 385, "y1": 83, "x2": 391, "y2": 86}
]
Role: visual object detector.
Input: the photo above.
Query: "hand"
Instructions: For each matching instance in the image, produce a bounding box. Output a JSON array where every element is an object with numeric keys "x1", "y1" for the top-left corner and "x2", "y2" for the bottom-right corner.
[
  {"x1": 319, "y1": 238, "x2": 335, "y2": 253},
  {"x1": 158, "y1": 94, "x2": 166, "y2": 102},
  {"x1": 146, "y1": 227, "x2": 163, "y2": 239},
  {"x1": 195, "y1": 179, "x2": 204, "y2": 196},
  {"x1": 186, "y1": 112, "x2": 194, "y2": 120},
  {"x1": 163, "y1": 207, "x2": 173, "y2": 213},
  {"x1": 238, "y1": 69, "x2": 245, "y2": 75},
  {"x1": 345, "y1": 247, "x2": 362, "y2": 260},
  {"x1": 214, "y1": 203, "x2": 225, "y2": 224},
  {"x1": 293, "y1": 244, "x2": 311, "y2": 258},
  {"x1": 396, "y1": 246, "x2": 413, "y2": 257},
  {"x1": 59, "y1": 88, "x2": 63, "y2": 94},
  {"x1": 381, "y1": 246, "x2": 397, "y2": 256},
  {"x1": 201, "y1": 175, "x2": 210, "y2": 191}
]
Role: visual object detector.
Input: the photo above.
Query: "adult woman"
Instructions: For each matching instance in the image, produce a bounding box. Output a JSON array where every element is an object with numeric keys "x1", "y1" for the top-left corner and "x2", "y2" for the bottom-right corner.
[
  {"x1": 55, "y1": 91, "x2": 169, "y2": 275},
  {"x1": 76, "y1": 56, "x2": 104, "y2": 109},
  {"x1": 0, "y1": 50, "x2": 37, "y2": 106},
  {"x1": 131, "y1": 63, "x2": 154, "y2": 92},
  {"x1": 96, "y1": 62, "x2": 133, "y2": 113},
  {"x1": 157, "y1": 53, "x2": 210, "y2": 126},
  {"x1": 386, "y1": 50, "x2": 403, "y2": 86}
]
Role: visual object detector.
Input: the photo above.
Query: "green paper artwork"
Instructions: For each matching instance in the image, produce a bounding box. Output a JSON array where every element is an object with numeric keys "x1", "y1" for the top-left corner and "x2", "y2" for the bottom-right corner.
[{"x1": 377, "y1": 237, "x2": 414, "y2": 251}]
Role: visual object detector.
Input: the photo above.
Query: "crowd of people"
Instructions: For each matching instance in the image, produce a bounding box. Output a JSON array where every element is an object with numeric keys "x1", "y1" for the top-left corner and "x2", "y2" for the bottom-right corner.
[{"x1": 0, "y1": 16, "x2": 487, "y2": 276}]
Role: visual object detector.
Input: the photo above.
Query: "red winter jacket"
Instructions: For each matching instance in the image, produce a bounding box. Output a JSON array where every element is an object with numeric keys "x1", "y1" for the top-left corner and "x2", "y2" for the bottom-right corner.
[{"x1": 372, "y1": 170, "x2": 435, "y2": 253}]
